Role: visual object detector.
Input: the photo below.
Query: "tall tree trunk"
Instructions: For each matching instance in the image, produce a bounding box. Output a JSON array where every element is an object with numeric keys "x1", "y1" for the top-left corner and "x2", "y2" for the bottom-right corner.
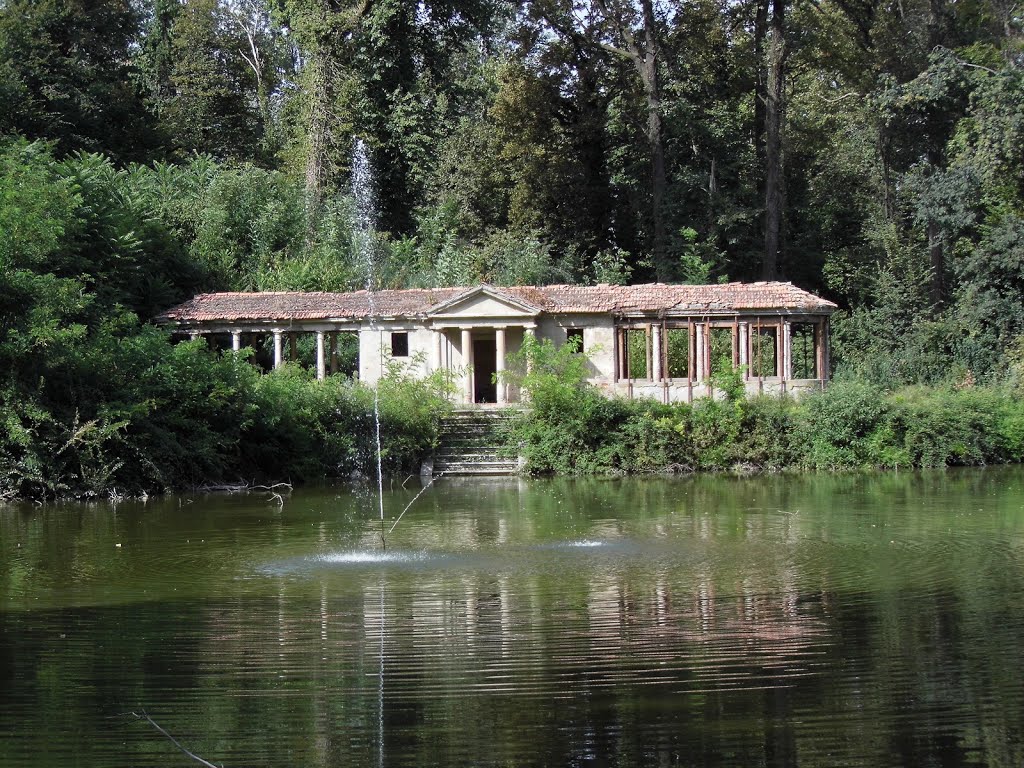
[
  {"x1": 762, "y1": 0, "x2": 786, "y2": 281},
  {"x1": 753, "y1": 0, "x2": 768, "y2": 166},
  {"x1": 639, "y1": 0, "x2": 669, "y2": 281}
]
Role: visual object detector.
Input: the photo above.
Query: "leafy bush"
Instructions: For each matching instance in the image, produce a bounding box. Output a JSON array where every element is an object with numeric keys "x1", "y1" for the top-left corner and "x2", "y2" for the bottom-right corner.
[
  {"x1": 736, "y1": 395, "x2": 800, "y2": 471},
  {"x1": 795, "y1": 380, "x2": 895, "y2": 469},
  {"x1": 506, "y1": 354, "x2": 1024, "y2": 476},
  {"x1": 504, "y1": 336, "x2": 633, "y2": 473}
]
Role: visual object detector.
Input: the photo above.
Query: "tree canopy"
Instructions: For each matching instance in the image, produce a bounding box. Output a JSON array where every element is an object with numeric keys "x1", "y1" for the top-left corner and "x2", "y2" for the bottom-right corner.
[{"x1": 1, "y1": 0, "x2": 1023, "y2": 496}]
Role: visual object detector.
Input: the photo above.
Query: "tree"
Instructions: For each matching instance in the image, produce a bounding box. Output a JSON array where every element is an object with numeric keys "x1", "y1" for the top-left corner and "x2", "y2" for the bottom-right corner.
[
  {"x1": 761, "y1": 0, "x2": 787, "y2": 279},
  {"x1": 0, "y1": 0, "x2": 156, "y2": 160},
  {"x1": 529, "y1": 0, "x2": 673, "y2": 279},
  {"x1": 164, "y1": 0, "x2": 264, "y2": 160}
]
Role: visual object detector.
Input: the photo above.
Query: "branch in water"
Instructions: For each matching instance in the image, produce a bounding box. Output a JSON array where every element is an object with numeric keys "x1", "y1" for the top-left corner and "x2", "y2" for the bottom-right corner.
[{"x1": 127, "y1": 710, "x2": 223, "y2": 768}]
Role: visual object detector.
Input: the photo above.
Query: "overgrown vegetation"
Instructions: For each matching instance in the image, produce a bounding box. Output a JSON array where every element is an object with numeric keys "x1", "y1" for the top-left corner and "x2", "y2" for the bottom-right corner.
[
  {"x1": 506, "y1": 339, "x2": 1024, "y2": 475},
  {"x1": 1, "y1": 338, "x2": 451, "y2": 501},
  {"x1": 2, "y1": 0, "x2": 1024, "y2": 496}
]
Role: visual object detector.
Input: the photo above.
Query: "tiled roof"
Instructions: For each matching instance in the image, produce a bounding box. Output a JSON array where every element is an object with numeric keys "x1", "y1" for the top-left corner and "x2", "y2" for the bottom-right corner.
[{"x1": 155, "y1": 282, "x2": 837, "y2": 324}]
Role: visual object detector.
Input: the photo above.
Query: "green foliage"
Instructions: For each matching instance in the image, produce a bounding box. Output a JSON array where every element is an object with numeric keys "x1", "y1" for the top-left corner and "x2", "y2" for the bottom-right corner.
[
  {"x1": 0, "y1": 0, "x2": 156, "y2": 160},
  {"x1": 161, "y1": 0, "x2": 270, "y2": 161},
  {"x1": 3, "y1": 0, "x2": 1024, "y2": 494},
  {"x1": 509, "y1": 374, "x2": 1024, "y2": 477},
  {"x1": 676, "y1": 227, "x2": 726, "y2": 285},
  {"x1": 504, "y1": 336, "x2": 632, "y2": 474},
  {"x1": 797, "y1": 381, "x2": 902, "y2": 469},
  {"x1": 592, "y1": 248, "x2": 634, "y2": 286},
  {"x1": 0, "y1": 139, "x2": 446, "y2": 499}
]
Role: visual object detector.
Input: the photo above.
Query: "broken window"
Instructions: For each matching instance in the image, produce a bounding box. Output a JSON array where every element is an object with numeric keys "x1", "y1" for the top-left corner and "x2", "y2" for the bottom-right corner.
[
  {"x1": 791, "y1": 322, "x2": 818, "y2": 379},
  {"x1": 665, "y1": 327, "x2": 690, "y2": 379},
  {"x1": 751, "y1": 325, "x2": 779, "y2": 377}
]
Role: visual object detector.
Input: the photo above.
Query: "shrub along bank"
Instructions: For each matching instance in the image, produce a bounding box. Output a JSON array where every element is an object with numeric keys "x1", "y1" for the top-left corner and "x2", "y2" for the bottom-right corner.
[
  {"x1": 506, "y1": 339, "x2": 1024, "y2": 476},
  {"x1": 0, "y1": 337, "x2": 452, "y2": 501}
]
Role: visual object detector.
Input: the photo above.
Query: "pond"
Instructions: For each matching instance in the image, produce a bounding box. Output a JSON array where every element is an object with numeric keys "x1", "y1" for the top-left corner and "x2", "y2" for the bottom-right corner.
[{"x1": 2, "y1": 469, "x2": 1024, "y2": 767}]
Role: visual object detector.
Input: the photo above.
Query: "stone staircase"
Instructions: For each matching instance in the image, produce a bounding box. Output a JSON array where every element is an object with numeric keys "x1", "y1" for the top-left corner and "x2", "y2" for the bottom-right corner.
[{"x1": 429, "y1": 409, "x2": 520, "y2": 476}]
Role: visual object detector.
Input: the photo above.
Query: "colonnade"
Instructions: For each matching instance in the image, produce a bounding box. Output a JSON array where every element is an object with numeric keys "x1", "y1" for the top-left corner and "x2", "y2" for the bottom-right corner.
[
  {"x1": 616, "y1": 316, "x2": 829, "y2": 385},
  {"x1": 189, "y1": 328, "x2": 354, "y2": 380},
  {"x1": 433, "y1": 324, "x2": 535, "y2": 405}
]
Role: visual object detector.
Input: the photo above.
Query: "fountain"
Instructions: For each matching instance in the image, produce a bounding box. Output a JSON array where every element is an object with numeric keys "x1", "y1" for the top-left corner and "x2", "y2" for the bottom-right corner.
[
  {"x1": 352, "y1": 140, "x2": 444, "y2": 553},
  {"x1": 351, "y1": 142, "x2": 389, "y2": 768},
  {"x1": 351, "y1": 139, "x2": 388, "y2": 549}
]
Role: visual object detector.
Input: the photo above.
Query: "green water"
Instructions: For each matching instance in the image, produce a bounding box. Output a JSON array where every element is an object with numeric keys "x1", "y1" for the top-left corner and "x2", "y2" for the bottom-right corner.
[{"x1": 2, "y1": 469, "x2": 1024, "y2": 767}]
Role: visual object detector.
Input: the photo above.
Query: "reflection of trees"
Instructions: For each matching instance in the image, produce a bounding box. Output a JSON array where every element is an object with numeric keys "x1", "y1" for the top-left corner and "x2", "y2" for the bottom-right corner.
[{"x1": 3, "y1": 469, "x2": 1024, "y2": 766}]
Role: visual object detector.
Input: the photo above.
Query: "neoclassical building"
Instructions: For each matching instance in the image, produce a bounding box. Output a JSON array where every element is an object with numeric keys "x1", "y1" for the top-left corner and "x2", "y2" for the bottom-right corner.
[{"x1": 156, "y1": 282, "x2": 837, "y2": 404}]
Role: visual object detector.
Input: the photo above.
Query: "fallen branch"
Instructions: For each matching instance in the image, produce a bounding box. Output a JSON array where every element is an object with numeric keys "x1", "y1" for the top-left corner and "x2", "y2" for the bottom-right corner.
[
  {"x1": 127, "y1": 710, "x2": 223, "y2": 768},
  {"x1": 195, "y1": 482, "x2": 251, "y2": 493},
  {"x1": 250, "y1": 482, "x2": 293, "y2": 492},
  {"x1": 195, "y1": 481, "x2": 294, "y2": 494}
]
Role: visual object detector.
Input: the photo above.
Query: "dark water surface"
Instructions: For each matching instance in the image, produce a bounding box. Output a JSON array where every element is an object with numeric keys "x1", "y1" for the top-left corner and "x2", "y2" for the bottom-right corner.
[{"x1": 2, "y1": 470, "x2": 1024, "y2": 767}]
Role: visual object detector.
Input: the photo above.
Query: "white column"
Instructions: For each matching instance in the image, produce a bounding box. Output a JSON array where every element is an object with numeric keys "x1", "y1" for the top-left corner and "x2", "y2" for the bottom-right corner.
[
  {"x1": 695, "y1": 324, "x2": 706, "y2": 381},
  {"x1": 645, "y1": 325, "x2": 654, "y2": 380},
  {"x1": 782, "y1": 320, "x2": 792, "y2": 380},
  {"x1": 495, "y1": 327, "x2": 507, "y2": 405},
  {"x1": 273, "y1": 330, "x2": 284, "y2": 369},
  {"x1": 651, "y1": 323, "x2": 662, "y2": 381},
  {"x1": 461, "y1": 327, "x2": 473, "y2": 404},
  {"x1": 434, "y1": 330, "x2": 444, "y2": 373},
  {"x1": 738, "y1": 323, "x2": 748, "y2": 372},
  {"x1": 189, "y1": 331, "x2": 199, "y2": 341},
  {"x1": 315, "y1": 330, "x2": 326, "y2": 380}
]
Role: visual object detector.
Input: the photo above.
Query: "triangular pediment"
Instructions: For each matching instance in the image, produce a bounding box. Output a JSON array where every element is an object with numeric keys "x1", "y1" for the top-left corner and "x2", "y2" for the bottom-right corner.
[{"x1": 427, "y1": 285, "x2": 541, "y2": 322}]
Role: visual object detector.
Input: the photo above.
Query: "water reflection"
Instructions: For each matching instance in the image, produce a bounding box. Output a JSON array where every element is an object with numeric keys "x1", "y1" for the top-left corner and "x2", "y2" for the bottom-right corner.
[{"x1": 1, "y1": 470, "x2": 1024, "y2": 766}]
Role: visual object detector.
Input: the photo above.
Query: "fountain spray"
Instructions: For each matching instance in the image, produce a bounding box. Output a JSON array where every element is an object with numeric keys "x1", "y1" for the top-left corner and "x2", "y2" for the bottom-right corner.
[{"x1": 352, "y1": 139, "x2": 386, "y2": 549}]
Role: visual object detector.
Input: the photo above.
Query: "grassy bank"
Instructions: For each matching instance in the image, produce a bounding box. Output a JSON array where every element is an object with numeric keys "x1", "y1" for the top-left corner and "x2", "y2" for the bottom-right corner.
[{"x1": 507, "y1": 340, "x2": 1024, "y2": 476}]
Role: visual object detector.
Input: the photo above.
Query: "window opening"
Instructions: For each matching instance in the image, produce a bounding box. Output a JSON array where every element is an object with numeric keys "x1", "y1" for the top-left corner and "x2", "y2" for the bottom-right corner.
[
  {"x1": 626, "y1": 328, "x2": 649, "y2": 379},
  {"x1": 751, "y1": 325, "x2": 778, "y2": 377},
  {"x1": 665, "y1": 327, "x2": 690, "y2": 379},
  {"x1": 708, "y1": 327, "x2": 734, "y2": 376},
  {"x1": 566, "y1": 328, "x2": 584, "y2": 353},
  {"x1": 391, "y1": 331, "x2": 409, "y2": 357},
  {"x1": 791, "y1": 323, "x2": 817, "y2": 379},
  {"x1": 335, "y1": 332, "x2": 359, "y2": 376}
]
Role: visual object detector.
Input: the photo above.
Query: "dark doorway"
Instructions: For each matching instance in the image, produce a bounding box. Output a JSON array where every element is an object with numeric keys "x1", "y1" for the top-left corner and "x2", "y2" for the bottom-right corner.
[{"x1": 473, "y1": 339, "x2": 497, "y2": 403}]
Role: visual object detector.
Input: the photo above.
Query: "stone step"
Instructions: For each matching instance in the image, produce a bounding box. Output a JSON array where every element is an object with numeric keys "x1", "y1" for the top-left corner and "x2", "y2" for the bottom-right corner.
[
  {"x1": 438, "y1": 439, "x2": 511, "y2": 448},
  {"x1": 439, "y1": 422, "x2": 513, "y2": 433},
  {"x1": 433, "y1": 461, "x2": 520, "y2": 475},
  {"x1": 436, "y1": 449, "x2": 508, "y2": 460},
  {"x1": 431, "y1": 408, "x2": 520, "y2": 475},
  {"x1": 438, "y1": 429, "x2": 506, "y2": 438}
]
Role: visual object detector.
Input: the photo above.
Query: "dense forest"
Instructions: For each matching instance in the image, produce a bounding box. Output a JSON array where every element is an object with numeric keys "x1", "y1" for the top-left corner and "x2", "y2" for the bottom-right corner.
[{"x1": 1, "y1": 0, "x2": 1023, "y2": 497}]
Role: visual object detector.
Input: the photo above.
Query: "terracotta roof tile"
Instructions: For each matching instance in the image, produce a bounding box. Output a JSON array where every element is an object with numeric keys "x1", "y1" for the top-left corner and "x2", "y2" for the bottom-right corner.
[{"x1": 156, "y1": 282, "x2": 837, "y2": 324}]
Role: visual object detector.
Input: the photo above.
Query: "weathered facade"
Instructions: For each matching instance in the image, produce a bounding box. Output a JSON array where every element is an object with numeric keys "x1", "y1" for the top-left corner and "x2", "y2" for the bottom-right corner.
[{"x1": 156, "y1": 282, "x2": 838, "y2": 403}]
